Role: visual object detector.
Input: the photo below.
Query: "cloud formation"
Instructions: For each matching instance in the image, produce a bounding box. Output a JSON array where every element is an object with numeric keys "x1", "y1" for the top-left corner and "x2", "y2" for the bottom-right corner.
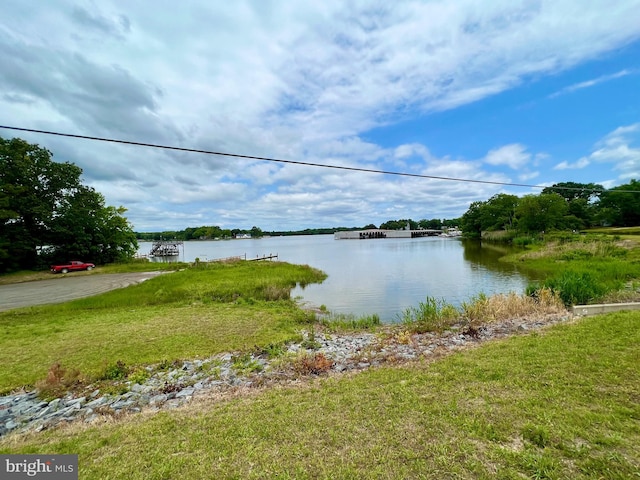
[{"x1": 1, "y1": 1, "x2": 639, "y2": 230}]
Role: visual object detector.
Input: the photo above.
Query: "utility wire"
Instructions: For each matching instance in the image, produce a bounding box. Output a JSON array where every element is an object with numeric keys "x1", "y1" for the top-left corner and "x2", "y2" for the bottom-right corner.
[{"x1": 1, "y1": 125, "x2": 638, "y2": 194}]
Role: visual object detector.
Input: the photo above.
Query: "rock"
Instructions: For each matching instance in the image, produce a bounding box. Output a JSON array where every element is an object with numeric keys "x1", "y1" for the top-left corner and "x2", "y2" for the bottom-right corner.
[
  {"x1": 175, "y1": 388, "x2": 195, "y2": 398},
  {"x1": 85, "y1": 396, "x2": 109, "y2": 409},
  {"x1": 149, "y1": 394, "x2": 168, "y2": 405},
  {"x1": 5, "y1": 419, "x2": 20, "y2": 430}
]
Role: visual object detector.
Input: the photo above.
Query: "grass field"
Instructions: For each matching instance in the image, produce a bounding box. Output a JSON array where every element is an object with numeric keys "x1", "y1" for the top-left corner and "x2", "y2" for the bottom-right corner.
[
  {"x1": 0, "y1": 261, "x2": 326, "y2": 394},
  {"x1": 1, "y1": 311, "x2": 638, "y2": 479}
]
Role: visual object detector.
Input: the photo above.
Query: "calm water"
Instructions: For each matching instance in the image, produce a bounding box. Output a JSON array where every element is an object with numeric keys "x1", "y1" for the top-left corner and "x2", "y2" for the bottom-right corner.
[{"x1": 138, "y1": 235, "x2": 531, "y2": 322}]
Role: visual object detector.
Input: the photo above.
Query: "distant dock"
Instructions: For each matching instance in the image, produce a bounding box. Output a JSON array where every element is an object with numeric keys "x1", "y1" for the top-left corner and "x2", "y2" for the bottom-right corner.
[
  {"x1": 149, "y1": 240, "x2": 183, "y2": 257},
  {"x1": 334, "y1": 229, "x2": 442, "y2": 240}
]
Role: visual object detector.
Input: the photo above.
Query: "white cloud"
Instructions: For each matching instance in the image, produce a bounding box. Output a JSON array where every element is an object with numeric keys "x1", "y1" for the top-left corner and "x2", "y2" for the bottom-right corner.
[
  {"x1": 1, "y1": 1, "x2": 640, "y2": 230},
  {"x1": 554, "y1": 157, "x2": 590, "y2": 170},
  {"x1": 553, "y1": 124, "x2": 639, "y2": 178},
  {"x1": 548, "y1": 69, "x2": 634, "y2": 98},
  {"x1": 484, "y1": 144, "x2": 532, "y2": 169},
  {"x1": 569, "y1": 124, "x2": 640, "y2": 179},
  {"x1": 519, "y1": 171, "x2": 539, "y2": 181}
]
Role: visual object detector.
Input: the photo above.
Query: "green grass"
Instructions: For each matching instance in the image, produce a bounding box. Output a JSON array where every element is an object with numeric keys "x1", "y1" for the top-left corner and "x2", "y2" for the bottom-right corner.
[
  {"x1": 505, "y1": 234, "x2": 640, "y2": 305},
  {"x1": 2, "y1": 311, "x2": 638, "y2": 479},
  {"x1": 318, "y1": 312, "x2": 382, "y2": 332},
  {"x1": 0, "y1": 261, "x2": 326, "y2": 394}
]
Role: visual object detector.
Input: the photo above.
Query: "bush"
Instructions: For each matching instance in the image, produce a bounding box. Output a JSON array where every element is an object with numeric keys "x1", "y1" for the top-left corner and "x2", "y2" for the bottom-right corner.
[
  {"x1": 291, "y1": 352, "x2": 334, "y2": 375},
  {"x1": 530, "y1": 271, "x2": 608, "y2": 306},
  {"x1": 102, "y1": 360, "x2": 129, "y2": 380}
]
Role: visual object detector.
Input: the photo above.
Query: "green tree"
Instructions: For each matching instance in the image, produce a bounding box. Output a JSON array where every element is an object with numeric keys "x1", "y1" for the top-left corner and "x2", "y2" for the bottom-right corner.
[
  {"x1": 542, "y1": 182, "x2": 604, "y2": 228},
  {"x1": 598, "y1": 179, "x2": 640, "y2": 226},
  {"x1": 418, "y1": 218, "x2": 443, "y2": 229},
  {"x1": 541, "y1": 181, "x2": 604, "y2": 202},
  {"x1": 515, "y1": 193, "x2": 568, "y2": 233},
  {"x1": 0, "y1": 137, "x2": 138, "y2": 272},
  {"x1": 49, "y1": 188, "x2": 137, "y2": 264},
  {"x1": 480, "y1": 194, "x2": 519, "y2": 231},
  {"x1": 460, "y1": 201, "x2": 485, "y2": 238},
  {"x1": 379, "y1": 219, "x2": 417, "y2": 230}
]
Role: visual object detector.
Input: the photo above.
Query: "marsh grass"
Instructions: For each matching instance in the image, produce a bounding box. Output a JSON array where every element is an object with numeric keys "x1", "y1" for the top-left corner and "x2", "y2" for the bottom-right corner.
[
  {"x1": 319, "y1": 312, "x2": 381, "y2": 332},
  {"x1": 3, "y1": 312, "x2": 638, "y2": 479},
  {"x1": 399, "y1": 297, "x2": 459, "y2": 333},
  {"x1": 505, "y1": 234, "x2": 640, "y2": 305},
  {"x1": 400, "y1": 290, "x2": 565, "y2": 333},
  {"x1": 463, "y1": 289, "x2": 565, "y2": 325}
]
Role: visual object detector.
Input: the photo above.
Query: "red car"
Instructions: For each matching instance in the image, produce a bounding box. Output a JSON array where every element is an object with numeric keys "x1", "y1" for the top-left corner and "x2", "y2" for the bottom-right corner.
[{"x1": 50, "y1": 261, "x2": 96, "y2": 274}]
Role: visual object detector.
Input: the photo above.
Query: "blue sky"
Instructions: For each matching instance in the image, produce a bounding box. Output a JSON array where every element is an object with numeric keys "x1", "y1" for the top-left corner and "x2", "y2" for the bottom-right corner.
[{"x1": 1, "y1": 1, "x2": 639, "y2": 231}]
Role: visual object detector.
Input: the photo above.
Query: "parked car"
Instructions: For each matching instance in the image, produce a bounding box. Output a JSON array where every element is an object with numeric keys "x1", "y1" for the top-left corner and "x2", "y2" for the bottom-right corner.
[{"x1": 50, "y1": 261, "x2": 96, "y2": 274}]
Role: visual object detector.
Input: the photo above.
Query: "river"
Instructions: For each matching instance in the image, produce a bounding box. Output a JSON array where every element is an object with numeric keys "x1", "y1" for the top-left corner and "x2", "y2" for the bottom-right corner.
[{"x1": 138, "y1": 235, "x2": 531, "y2": 322}]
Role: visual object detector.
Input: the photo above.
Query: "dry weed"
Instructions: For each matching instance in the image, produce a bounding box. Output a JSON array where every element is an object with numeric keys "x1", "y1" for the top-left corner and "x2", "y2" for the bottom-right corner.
[{"x1": 291, "y1": 352, "x2": 334, "y2": 376}]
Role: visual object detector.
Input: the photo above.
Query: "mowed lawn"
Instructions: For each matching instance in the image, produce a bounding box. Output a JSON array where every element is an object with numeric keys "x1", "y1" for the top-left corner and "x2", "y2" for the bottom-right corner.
[{"x1": 2, "y1": 311, "x2": 638, "y2": 479}]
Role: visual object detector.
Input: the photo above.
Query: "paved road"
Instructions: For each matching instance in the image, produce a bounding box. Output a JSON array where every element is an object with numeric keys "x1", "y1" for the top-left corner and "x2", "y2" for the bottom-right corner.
[{"x1": 0, "y1": 272, "x2": 166, "y2": 312}]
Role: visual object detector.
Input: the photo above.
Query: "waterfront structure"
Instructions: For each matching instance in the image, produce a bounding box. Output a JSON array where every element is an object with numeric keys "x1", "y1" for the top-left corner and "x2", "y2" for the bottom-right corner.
[{"x1": 334, "y1": 229, "x2": 441, "y2": 239}]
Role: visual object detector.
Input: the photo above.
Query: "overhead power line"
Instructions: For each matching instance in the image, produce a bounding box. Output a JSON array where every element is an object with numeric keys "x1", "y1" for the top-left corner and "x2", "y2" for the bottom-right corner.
[{"x1": 1, "y1": 125, "x2": 638, "y2": 194}]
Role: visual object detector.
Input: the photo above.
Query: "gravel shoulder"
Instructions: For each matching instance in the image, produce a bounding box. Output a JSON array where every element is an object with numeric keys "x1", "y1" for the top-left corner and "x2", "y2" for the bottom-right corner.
[{"x1": 0, "y1": 272, "x2": 166, "y2": 312}]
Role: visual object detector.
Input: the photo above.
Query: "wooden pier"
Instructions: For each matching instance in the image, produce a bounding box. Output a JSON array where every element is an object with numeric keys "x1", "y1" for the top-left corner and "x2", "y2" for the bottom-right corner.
[{"x1": 248, "y1": 253, "x2": 278, "y2": 261}]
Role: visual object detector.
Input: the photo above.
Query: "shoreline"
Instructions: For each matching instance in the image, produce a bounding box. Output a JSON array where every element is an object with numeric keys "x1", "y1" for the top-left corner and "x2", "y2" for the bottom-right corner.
[{"x1": 1, "y1": 310, "x2": 573, "y2": 439}]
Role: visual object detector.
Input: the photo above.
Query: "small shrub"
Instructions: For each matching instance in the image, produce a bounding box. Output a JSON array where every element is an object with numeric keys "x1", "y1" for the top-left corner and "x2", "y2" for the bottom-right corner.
[
  {"x1": 127, "y1": 366, "x2": 150, "y2": 385},
  {"x1": 231, "y1": 353, "x2": 263, "y2": 374},
  {"x1": 102, "y1": 360, "x2": 129, "y2": 380},
  {"x1": 301, "y1": 326, "x2": 321, "y2": 350},
  {"x1": 255, "y1": 342, "x2": 287, "y2": 358},
  {"x1": 393, "y1": 329, "x2": 414, "y2": 345},
  {"x1": 291, "y1": 352, "x2": 334, "y2": 376},
  {"x1": 36, "y1": 363, "x2": 84, "y2": 400}
]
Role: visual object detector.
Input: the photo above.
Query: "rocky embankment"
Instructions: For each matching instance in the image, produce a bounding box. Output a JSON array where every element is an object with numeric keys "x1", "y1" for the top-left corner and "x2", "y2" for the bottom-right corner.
[{"x1": 0, "y1": 312, "x2": 572, "y2": 438}]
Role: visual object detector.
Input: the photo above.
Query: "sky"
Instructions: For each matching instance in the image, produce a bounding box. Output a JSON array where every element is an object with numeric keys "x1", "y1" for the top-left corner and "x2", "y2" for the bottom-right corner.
[{"x1": 1, "y1": 1, "x2": 639, "y2": 232}]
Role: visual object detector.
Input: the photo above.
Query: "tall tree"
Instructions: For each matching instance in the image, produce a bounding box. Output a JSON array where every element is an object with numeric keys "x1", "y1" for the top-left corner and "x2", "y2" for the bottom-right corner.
[
  {"x1": 0, "y1": 137, "x2": 137, "y2": 272},
  {"x1": 598, "y1": 179, "x2": 640, "y2": 227},
  {"x1": 459, "y1": 201, "x2": 485, "y2": 238},
  {"x1": 541, "y1": 182, "x2": 604, "y2": 202},
  {"x1": 515, "y1": 193, "x2": 568, "y2": 233},
  {"x1": 480, "y1": 194, "x2": 519, "y2": 231}
]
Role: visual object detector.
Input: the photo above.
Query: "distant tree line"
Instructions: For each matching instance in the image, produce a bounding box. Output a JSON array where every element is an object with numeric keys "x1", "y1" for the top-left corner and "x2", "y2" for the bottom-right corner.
[
  {"x1": 0, "y1": 137, "x2": 138, "y2": 273},
  {"x1": 137, "y1": 225, "x2": 265, "y2": 241},
  {"x1": 137, "y1": 218, "x2": 465, "y2": 241},
  {"x1": 459, "y1": 180, "x2": 640, "y2": 238}
]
